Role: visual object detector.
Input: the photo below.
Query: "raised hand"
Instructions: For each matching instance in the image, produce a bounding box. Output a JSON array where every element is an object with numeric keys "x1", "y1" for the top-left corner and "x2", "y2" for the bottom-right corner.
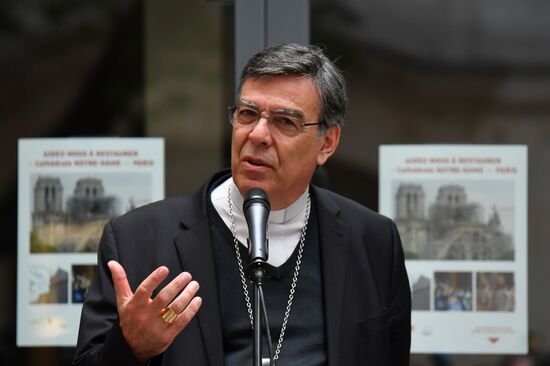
[{"x1": 107, "y1": 260, "x2": 202, "y2": 363}]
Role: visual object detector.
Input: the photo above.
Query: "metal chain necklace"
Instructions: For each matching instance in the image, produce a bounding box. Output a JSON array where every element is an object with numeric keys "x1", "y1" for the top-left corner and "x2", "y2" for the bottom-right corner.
[{"x1": 228, "y1": 184, "x2": 310, "y2": 363}]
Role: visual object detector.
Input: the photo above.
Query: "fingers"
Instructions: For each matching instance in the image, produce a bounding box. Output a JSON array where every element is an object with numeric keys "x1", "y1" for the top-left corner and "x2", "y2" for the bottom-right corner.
[
  {"x1": 108, "y1": 260, "x2": 133, "y2": 308},
  {"x1": 174, "y1": 296, "x2": 202, "y2": 329},
  {"x1": 133, "y1": 266, "x2": 170, "y2": 304},
  {"x1": 161, "y1": 296, "x2": 202, "y2": 344},
  {"x1": 153, "y1": 272, "x2": 193, "y2": 309},
  {"x1": 166, "y1": 280, "x2": 200, "y2": 315},
  {"x1": 109, "y1": 261, "x2": 203, "y2": 360},
  {"x1": 109, "y1": 260, "x2": 200, "y2": 330},
  {"x1": 157, "y1": 279, "x2": 201, "y2": 332}
]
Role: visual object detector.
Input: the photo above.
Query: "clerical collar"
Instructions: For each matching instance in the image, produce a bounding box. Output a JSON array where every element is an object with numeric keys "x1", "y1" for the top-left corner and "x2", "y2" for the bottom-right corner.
[
  {"x1": 211, "y1": 176, "x2": 310, "y2": 267},
  {"x1": 227, "y1": 179, "x2": 308, "y2": 224}
]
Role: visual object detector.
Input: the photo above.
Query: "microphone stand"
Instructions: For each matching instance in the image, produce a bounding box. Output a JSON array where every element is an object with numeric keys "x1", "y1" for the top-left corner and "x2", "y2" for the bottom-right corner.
[
  {"x1": 247, "y1": 248, "x2": 270, "y2": 366},
  {"x1": 243, "y1": 188, "x2": 272, "y2": 366}
]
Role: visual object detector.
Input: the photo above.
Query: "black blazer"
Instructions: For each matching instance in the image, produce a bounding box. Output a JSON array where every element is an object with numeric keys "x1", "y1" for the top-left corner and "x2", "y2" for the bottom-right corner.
[{"x1": 73, "y1": 172, "x2": 411, "y2": 366}]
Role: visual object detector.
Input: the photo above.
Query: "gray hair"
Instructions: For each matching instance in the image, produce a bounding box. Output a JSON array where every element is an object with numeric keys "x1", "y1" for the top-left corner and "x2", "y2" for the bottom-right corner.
[{"x1": 238, "y1": 43, "x2": 347, "y2": 134}]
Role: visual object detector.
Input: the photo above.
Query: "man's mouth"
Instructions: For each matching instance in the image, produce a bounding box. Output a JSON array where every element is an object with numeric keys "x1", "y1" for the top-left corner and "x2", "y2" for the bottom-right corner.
[
  {"x1": 244, "y1": 157, "x2": 268, "y2": 167},
  {"x1": 247, "y1": 159, "x2": 264, "y2": 166}
]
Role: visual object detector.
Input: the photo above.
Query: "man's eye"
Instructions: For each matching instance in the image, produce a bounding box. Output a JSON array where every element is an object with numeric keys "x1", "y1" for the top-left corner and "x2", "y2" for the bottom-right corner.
[
  {"x1": 273, "y1": 116, "x2": 299, "y2": 129},
  {"x1": 239, "y1": 109, "x2": 258, "y2": 118}
]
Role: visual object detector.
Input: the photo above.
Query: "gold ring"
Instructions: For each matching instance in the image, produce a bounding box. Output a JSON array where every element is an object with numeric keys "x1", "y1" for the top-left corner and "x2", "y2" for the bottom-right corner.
[{"x1": 161, "y1": 307, "x2": 177, "y2": 324}]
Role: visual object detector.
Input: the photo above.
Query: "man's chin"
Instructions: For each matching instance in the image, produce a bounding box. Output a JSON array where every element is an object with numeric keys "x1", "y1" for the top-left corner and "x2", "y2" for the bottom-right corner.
[{"x1": 233, "y1": 174, "x2": 272, "y2": 198}]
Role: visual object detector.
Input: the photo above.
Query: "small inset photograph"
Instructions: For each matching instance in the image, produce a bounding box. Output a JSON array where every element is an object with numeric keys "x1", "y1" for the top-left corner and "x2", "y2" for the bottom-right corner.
[
  {"x1": 72, "y1": 265, "x2": 97, "y2": 303},
  {"x1": 409, "y1": 272, "x2": 431, "y2": 311},
  {"x1": 434, "y1": 272, "x2": 473, "y2": 311},
  {"x1": 476, "y1": 272, "x2": 515, "y2": 312},
  {"x1": 29, "y1": 265, "x2": 68, "y2": 304}
]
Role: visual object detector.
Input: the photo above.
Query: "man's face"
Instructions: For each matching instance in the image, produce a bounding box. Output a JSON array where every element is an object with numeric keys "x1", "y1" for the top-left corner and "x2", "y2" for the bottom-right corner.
[{"x1": 231, "y1": 75, "x2": 340, "y2": 210}]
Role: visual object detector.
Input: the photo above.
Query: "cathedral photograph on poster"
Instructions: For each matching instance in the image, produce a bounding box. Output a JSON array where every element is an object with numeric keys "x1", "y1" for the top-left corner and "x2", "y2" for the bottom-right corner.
[
  {"x1": 30, "y1": 173, "x2": 151, "y2": 253},
  {"x1": 393, "y1": 180, "x2": 515, "y2": 261}
]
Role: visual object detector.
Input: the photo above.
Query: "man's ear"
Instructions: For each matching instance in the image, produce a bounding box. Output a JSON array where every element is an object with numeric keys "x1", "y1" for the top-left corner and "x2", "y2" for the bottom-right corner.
[{"x1": 317, "y1": 126, "x2": 341, "y2": 166}]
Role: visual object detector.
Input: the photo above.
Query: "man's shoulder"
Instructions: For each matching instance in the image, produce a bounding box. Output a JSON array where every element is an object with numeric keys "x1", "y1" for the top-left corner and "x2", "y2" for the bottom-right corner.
[{"x1": 312, "y1": 185, "x2": 392, "y2": 226}]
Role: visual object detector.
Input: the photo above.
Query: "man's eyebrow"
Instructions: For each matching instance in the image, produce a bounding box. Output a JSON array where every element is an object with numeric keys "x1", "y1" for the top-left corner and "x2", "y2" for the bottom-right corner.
[
  {"x1": 238, "y1": 98, "x2": 259, "y2": 109},
  {"x1": 271, "y1": 108, "x2": 304, "y2": 119},
  {"x1": 238, "y1": 98, "x2": 304, "y2": 118}
]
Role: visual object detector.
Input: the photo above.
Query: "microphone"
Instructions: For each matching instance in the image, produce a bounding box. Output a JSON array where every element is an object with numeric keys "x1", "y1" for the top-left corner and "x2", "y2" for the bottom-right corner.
[
  {"x1": 243, "y1": 188, "x2": 271, "y2": 266},
  {"x1": 243, "y1": 188, "x2": 272, "y2": 366}
]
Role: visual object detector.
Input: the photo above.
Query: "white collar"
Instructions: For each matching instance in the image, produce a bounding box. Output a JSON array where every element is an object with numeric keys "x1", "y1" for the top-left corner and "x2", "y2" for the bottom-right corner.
[
  {"x1": 227, "y1": 179, "x2": 308, "y2": 224},
  {"x1": 210, "y1": 176, "x2": 310, "y2": 267}
]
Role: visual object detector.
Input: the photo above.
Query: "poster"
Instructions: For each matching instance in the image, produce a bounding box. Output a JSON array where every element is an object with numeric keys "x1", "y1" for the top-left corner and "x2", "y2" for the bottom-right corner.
[
  {"x1": 17, "y1": 138, "x2": 164, "y2": 346},
  {"x1": 379, "y1": 145, "x2": 527, "y2": 354}
]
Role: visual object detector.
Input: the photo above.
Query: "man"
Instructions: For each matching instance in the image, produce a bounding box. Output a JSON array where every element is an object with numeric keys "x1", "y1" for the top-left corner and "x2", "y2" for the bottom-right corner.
[{"x1": 73, "y1": 43, "x2": 411, "y2": 366}]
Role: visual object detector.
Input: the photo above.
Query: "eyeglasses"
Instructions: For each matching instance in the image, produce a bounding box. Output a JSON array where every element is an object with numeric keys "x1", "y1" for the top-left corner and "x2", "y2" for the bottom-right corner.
[{"x1": 228, "y1": 105, "x2": 322, "y2": 137}]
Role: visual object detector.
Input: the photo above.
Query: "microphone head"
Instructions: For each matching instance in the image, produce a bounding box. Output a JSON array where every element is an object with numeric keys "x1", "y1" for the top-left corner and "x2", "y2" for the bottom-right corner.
[
  {"x1": 243, "y1": 188, "x2": 271, "y2": 266},
  {"x1": 243, "y1": 188, "x2": 271, "y2": 212}
]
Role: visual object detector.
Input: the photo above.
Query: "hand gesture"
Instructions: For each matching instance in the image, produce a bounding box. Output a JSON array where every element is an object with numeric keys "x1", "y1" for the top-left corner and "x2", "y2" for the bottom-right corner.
[{"x1": 107, "y1": 260, "x2": 202, "y2": 363}]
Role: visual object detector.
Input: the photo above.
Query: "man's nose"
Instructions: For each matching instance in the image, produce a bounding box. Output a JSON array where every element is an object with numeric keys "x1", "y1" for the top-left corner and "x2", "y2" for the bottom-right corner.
[
  {"x1": 257, "y1": 113, "x2": 270, "y2": 124},
  {"x1": 248, "y1": 115, "x2": 273, "y2": 144}
]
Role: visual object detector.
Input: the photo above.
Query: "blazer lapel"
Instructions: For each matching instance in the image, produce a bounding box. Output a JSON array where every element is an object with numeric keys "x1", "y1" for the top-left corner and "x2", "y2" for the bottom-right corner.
[
  {"x1": 313, "y1": 186, "x2": 350, "y2": 366},
  {"x1": 174, "y1": 188, "x2": 224, "y2": 366}
]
